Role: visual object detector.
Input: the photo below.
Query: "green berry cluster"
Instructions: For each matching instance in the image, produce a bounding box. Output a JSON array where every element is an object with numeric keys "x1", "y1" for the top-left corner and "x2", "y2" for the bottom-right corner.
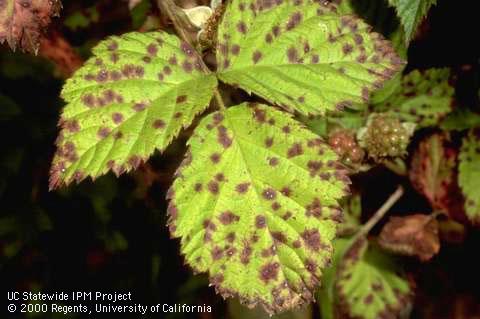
[
  {"x1": 328, "y1": 129, "x2": 365, "y2": 165},
  {"x1": 360, "y1": 113, "x2": 413, "y2": 160}
]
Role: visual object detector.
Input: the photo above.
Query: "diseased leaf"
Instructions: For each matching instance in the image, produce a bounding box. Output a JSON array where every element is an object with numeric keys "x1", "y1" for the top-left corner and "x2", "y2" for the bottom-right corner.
[
  {"x1": 370, "y1": 72, "x2": 402, "y2": 105},
  {"x1": 302, "y1": 109, "x2": 365, "y2": 142},
  {"x1": 337, "y1": 194, "x2": 361, "y2": 236},
  {"x1": 216, "y1": 0, "x2": 404, "y2": 116},
  {"x1": 409, "y1": 133, "x2": 465, "y2": 222},
  {"x1": 441, "y1": 109, "x2": 480, "y2": 131},
  {"x1": 378, "y1": 214, "x2": 440, "y2": 261},
  {"x1": 331, "y1": 0, "x2": 354, "y2": 15},
  {"x1": 336, "y1": 238, "x2": 413, "y2": 319},
  {"x1": 387, "y1": 0, "x2": 437, "y2": 43},
  {"x1": 372, "y1": 68, "x2": 454, "y2": 127},
  {"x1": 317, "y1": 237, "x2": 351, "y2": 319},
  {"x1": 458, "y1": 129, "x2": 480, "y2": 225},
  {"x1": 303, "y1": 116, "x2": 328, "y2": 137},
  {"x1": 228, "y1": 297, "x2": 312, "y2": 319},
  {"x1": 168, "y1": 103, "x2": 350, "y2": 314},
  {"x1": 0, "y1": 0, "x2": 61, "y2": 53},
  {"x1": 49, "y1": 32, "x2": 217, "y2": 189}
]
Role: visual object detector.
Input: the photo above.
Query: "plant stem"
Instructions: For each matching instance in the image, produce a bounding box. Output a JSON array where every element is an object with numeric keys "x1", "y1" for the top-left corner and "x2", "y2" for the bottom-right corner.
[
  {"x1": 213, "y1": 91, "x2": 226, "y2": 109},
  {"x1": 353, "y1": 185, "x2": 404, "y2": 241},
  {"x1": 157, "y1": 0, "x2": 226, "y2": 110},
  {"x1": 383, "y1": 158, "x2": 407, "y2": 176},
  {"x1": 157, "y1": 0, "x2": 194, "y2": 44}
]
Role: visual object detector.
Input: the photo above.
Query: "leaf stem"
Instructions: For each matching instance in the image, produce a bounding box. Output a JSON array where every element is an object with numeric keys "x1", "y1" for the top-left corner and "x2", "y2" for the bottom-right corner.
[
  {"x1": 157, "y1": 0, "x2": 226, "y2": 110},
  {"x1": 383, "y1": 158, "x2": 407, "y2": 176},
  {"x1": 213, "y1": 90, "x2": 226, "y2": 110},
  {"x1": 353, "y1": 185, "x2": 404, "y2": 241},
  {"x1": 157, "y1": 0, "x2": 194, "y2": 44}
]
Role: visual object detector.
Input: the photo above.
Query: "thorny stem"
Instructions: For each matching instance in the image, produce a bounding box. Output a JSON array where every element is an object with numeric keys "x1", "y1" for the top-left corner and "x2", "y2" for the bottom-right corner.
[
  {"x1": 157, "y1": 0, "x2": 226, "y2": 110},
  {"x1": 352, "y1": 185, "x2": 404, "y2": 242}
]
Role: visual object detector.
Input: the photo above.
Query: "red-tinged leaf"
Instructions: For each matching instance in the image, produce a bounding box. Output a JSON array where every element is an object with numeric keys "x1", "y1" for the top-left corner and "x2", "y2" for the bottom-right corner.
[
  {"x1": 0, "y1": 0, "x2": 62, "y2": 53},
  {"x1": 409, "y1": 133, "x2": 466, "y2": 223}
]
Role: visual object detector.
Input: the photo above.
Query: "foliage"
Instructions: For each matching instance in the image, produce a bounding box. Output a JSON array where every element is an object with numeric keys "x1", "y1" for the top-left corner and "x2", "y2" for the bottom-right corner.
[
  {"x1": 371, "y1": 68, "x2": 454, "y2": 127},
  {"x1": 45, "y1": 0, "x2": 405, "y2": 312},
  {"x1": 318, "y1": 236, "x2": 413, "y2": 319},
  {"x1": 387, "y1": 0, "x2": 437, "y2": 42},
  {"x1": 49, "y1": 31, "x2": 218, "y2": 189},
  {"x1": 441, "y1": 109, "x2": 480, "y2": 131},
  {"x1": 458, "y1": 129, "x2": 480, "y2": 224},
  {"x1": 0, "y1": 0, "x2": 61, "y2": 53},
  {"x1": 409, "y1": 133, "x2": 463, "y2": 220},
  {"x1": 336, "y1": 238, "x2": 412, "y2": 319},
  {"x1": 216, "y1": 0, "x2": 403, "y2": 116},
  {"x1": 378, "y1": 214, "x2": 440, "y2": 261},
  {"x1": 169, "y1": 103, "x2": 349, "y2": 313},
  {"x1": 1, "y1": 0, "x2": 480, "y2": 317},
  {"x1": 64, "y1": 6, "x2": 99, "y2": 31}
]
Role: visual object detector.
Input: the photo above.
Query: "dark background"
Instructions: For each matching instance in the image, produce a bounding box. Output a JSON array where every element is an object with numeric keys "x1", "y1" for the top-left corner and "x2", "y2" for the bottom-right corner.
[{"x1": 1, "y1": 0, "x2": 480, "y2": 318}]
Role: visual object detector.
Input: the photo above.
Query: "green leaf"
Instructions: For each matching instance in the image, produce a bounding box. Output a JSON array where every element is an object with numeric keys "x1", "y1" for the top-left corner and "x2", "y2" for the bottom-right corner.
[
  {"x1": 130, "y1": 0, "x2": 151, "y2": 29},
  {"x1": 372, "y1": 68, "x2": 454, "y2": 127},
  {"x1": 337, "y1": 194, "x2": 362, "y2": 236},
  {"x1": 64, "y1": 6, "x2": 100, "y2": 31},
  {"x1": 49, "y1": 32, "x2": 217, "y2": 189},
  {"x1": 168, "y1": 103, "x2": 350, "y2": 314},
  {"x1": 303, "y1": 109, "x2": 365, "y2": 139},
  {"x1": 303, "y1": 116, "x2": 329, "y2": 137},
  {"x1": 228, "y1": 297, "x2": 312, "y2": 319},
  {"x1": 336, "y1": 238, "x2": 413, "y2": 319},
  {"x1": 216, "y1": 0, "x2": 404, "y2": 116},
  {"x1": 441, "y1": 108, "x2": 480, "y2": 131},
  {"x1": 370, "y1": 72, "x2": 402, "y2": 105},
  {"x1": 387, "y1": 0, "x2": 437, "y2": 43},
  {"x1": 317, "y1": 237, "x2": 351, "y2": 319},
  {"x1": 458, "y1": 129, "x2": 480, "y2": 225}
]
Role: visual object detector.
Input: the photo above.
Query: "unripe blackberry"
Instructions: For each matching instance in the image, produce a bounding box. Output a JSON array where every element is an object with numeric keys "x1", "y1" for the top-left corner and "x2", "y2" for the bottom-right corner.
[
  {"x1": 358, "y1": 113, "x2": 415, "y2": 161},
  {"x1": 328, "y1": 129, "x2": 365, "y2": 164}
]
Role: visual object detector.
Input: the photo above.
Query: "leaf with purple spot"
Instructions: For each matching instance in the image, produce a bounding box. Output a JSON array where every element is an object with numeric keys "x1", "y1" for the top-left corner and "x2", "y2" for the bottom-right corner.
[
  {"x1": 335, "y1": 237, "x2": 413, "y2": 319},
  {"x1": 458, "y1": 129, "x2": 480, "y2": 225},
  {"x1": 50, "y1": 32, "x2": 217, "y2": 189},
  {"x1": 216, "y1": 0, "x2": 404, "y2": 116},
  {"x1": 372, "y1": 68, "x2": 454, "y2": 128},
  {"x1": 168, "y1": 103, "x2": 350, "y2": 314}
]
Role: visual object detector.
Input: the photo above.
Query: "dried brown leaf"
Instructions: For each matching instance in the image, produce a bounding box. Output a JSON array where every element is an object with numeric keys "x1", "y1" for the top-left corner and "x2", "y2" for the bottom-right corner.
[
  {"x1": 0, "y1": 0, "x2": 61, "y2": 53},
  {"x1": 378, "y1": 214, "x2": 440, "y2": 261}
]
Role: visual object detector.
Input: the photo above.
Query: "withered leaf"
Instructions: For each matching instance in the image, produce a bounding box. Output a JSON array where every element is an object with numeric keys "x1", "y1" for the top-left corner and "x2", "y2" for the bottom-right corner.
[
  {"x1": 0, "y1": 0, "x2": 61, "y2": 54},
  {"x1": 379, "y1": 214, "x2": 440, "y2": 261}
]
